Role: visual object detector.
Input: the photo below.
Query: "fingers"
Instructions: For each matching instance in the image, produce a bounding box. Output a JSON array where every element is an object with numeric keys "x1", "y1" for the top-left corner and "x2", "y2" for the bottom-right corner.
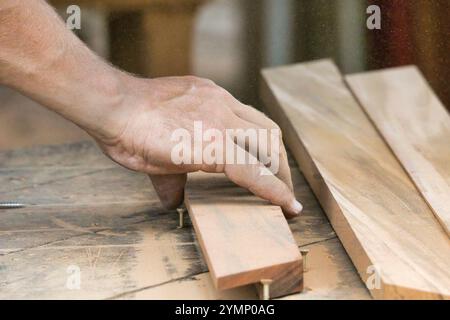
[
  {"x1": 149, "y1": 173, "x2": 187, "y2": 209},
  {"x1": 222, "y1": 143, "x2": 302, "y2": 218},
  {"x1": 146, "y1": 94, "x2": 300, "y2": 217},
  {"x1": 227, "y1": 104, "x2": 294, "y2": 191}
]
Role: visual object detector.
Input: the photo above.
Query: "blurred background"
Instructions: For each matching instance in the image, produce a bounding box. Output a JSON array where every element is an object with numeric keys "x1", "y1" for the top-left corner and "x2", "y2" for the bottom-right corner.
[{"x1": 0, "y1": 0, "x2": 449, "y2": 150}]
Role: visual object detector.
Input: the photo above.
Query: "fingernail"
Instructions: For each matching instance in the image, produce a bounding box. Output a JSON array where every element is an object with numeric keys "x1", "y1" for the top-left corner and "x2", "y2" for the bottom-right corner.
[{"x1": 291, "y1": 199, "x2": 303, "y2": 215}]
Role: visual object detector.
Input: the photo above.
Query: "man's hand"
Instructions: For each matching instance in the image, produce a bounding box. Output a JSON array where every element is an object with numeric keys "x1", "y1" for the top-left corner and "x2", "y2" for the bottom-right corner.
[
  {"x1": 0, "y1": 0, "x2": 303, "y2": 217},
  {"x1": 93, "y1": 75, "x2": 303, "y2": 218}
]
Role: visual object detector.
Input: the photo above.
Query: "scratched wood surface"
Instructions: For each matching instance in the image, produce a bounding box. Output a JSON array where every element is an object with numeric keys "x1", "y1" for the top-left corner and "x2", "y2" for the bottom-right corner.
[
  {"x1": 346, "y1": 66, "x2": 450, "y2": 236},
  {"x1": 0, "y1": 141, "x2": 369, "y2": 299},
  {"x1": 261, "y1": 60, "x2": 450, "y2": 299},
  {"x1": 185, "y1": 172, "x2": 302, "y2": 298}
]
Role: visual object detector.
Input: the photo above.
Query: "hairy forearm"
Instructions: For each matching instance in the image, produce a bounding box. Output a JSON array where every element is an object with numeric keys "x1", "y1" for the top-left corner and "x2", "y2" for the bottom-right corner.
[{"x1": 0, "y1": 0, "x2": 128, "y2": 138}]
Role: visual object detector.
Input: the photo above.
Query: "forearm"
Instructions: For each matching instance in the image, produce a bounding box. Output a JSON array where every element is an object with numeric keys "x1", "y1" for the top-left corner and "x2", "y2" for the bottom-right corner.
[{"x1": 0, "y1": 0, "x2": 127, "y2": 138}]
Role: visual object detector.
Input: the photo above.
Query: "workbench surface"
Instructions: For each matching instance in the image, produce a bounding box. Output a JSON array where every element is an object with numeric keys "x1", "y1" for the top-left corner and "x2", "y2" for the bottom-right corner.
[{"x1": 0, "y1": 142, "x2": 370, "y2": 299}]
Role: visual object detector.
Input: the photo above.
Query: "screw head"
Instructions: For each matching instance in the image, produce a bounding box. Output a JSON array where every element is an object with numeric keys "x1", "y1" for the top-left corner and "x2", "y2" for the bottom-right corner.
[
  {"x1": 260, "y1": 279, "x2": 273, "y2": 285},
  {"x1": 300, "y1": 249, "x2": 310, "y2": 256}
]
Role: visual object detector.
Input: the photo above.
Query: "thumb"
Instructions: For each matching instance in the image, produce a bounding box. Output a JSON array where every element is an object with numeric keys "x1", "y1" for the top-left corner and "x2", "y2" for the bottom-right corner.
[{"x1": 149, "y1": 173, "x2": 187, "y2": 210}]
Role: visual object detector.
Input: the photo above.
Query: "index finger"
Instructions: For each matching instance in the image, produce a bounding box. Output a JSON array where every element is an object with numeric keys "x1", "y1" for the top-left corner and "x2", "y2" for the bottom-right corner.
[
  {"x1": 228, "y1": 102, "x2": 294, "y2": 191},
  {"x1": 222, "y1": 143, "x2": 303, "y2": 218}
]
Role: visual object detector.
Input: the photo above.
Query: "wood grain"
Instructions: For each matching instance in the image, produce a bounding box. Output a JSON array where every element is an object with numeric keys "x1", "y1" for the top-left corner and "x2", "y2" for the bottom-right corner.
[
  {"x1": 261, "y1": 59, "x2": 450, "y2": 299},
  {"x1": 185, "y1": 172, "x2": 303, "y2": 298},
  {"x1": 346, "y1": 66, "x2": 450, "y2": 236},
  {"x1": 0, "y1": 140, "x2": 368, "y2": 299}
]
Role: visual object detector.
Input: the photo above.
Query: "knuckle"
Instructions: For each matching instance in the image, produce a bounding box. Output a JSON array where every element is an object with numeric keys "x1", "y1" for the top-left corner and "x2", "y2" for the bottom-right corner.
[
  {"x1": 184, "y1": 76, "x2": 216, "y2": 90},
  {"x1": 194, "y1": 76, "x2": 216, "y2": 87},
  {"x1": 268, "y1": 119, "x2": 281, "y2": 131},
  {"x1": 265, "y1": 120, "x2": 282, "y2": 140},
  {"x1": 183, "y1": 75, "x2": 201, "y2": 83}
]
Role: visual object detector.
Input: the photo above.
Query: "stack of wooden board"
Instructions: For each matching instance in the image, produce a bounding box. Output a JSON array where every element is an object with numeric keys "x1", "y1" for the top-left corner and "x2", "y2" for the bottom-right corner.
[
  {"x1": 261, "y1": 59, "x2": 450, "y2": 299},
  {"x1": 183, "y1": 59, "x2": 449, "y2": 300}
]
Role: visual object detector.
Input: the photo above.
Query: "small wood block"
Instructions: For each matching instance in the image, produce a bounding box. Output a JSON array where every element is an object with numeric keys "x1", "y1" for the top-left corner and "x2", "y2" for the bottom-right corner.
[{"x1": 185, "y1": 172, "x2": 302, "y2": 298}]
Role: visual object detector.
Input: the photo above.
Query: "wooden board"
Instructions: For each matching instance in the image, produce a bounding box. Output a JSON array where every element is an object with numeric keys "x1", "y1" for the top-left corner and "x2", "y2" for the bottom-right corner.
[
  {"x1": 346, "y1": 66, "x2": 450, "y2": 236},
  {"x1": 0, "y1": 141, "x2": 209, "y2": 299},
  {"x1": 260, "y1": 59, "x2": 450, "y2": 299},
  {"x1": 131, "y1": 238, "x2": 370, "y2": 300},
  {"x1": 0, "y1": 141, "x2": 369, "y2": 299},
  {"x1": 184, "y1": 172, "x2": 303, "y2": 298}
]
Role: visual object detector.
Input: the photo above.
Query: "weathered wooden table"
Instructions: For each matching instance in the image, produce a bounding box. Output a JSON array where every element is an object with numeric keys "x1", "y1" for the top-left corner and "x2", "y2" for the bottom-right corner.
[{"x1": 0, "y1": 141, "x2": 369, "y2": 299}]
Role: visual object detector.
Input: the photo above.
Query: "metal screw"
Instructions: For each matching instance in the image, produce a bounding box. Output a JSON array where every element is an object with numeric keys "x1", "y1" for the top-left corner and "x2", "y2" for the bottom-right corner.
[
  {"x1": 0, "y1": 202, "x2": 26, "y2": 209},
  {"x1": 300, "y1": 249, "x2": 310, "y2": 272},
  {"x1": 260, "y1": 279, "x2": 273, "y2": 300},
  {"x1": 177, "y1": 207, "x2": 185, "y2": 228}
]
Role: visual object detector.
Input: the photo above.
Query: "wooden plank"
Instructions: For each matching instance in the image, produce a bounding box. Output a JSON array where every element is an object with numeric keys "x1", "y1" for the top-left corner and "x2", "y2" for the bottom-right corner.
[
  {"x1": 282, "y1": 238, "x2": 370, "y2": 300},
  {"x1": 0, "y1": 140, "x2": 367, "y2": 299},
  {"x1": 184, "y1": 172, "x2": 303, "y2": 298},
  {"x1": 127, "y1": 238, "x2": 371, "y2": 300},
  {"x1": 260, "y1": 59, "x2": 450, "y2": 299},
  {"x1": 346, "y1": 66, "x2": 450, "y2": 236}
]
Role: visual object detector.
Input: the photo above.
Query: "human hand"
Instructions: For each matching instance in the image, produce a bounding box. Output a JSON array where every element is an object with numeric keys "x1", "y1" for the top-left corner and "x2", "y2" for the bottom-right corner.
[
  {"x1": 93, "y1": 75, "x2": 303, "y2": 218},
  {"x1": 0, "y1": 1, "x2": 302, "y2": 218}
]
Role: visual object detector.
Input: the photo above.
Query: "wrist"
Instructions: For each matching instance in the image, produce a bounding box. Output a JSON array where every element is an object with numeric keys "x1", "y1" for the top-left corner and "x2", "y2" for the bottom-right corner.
[{"x1": 75, "y1": 67, "x2": 132, "y2": 141}]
